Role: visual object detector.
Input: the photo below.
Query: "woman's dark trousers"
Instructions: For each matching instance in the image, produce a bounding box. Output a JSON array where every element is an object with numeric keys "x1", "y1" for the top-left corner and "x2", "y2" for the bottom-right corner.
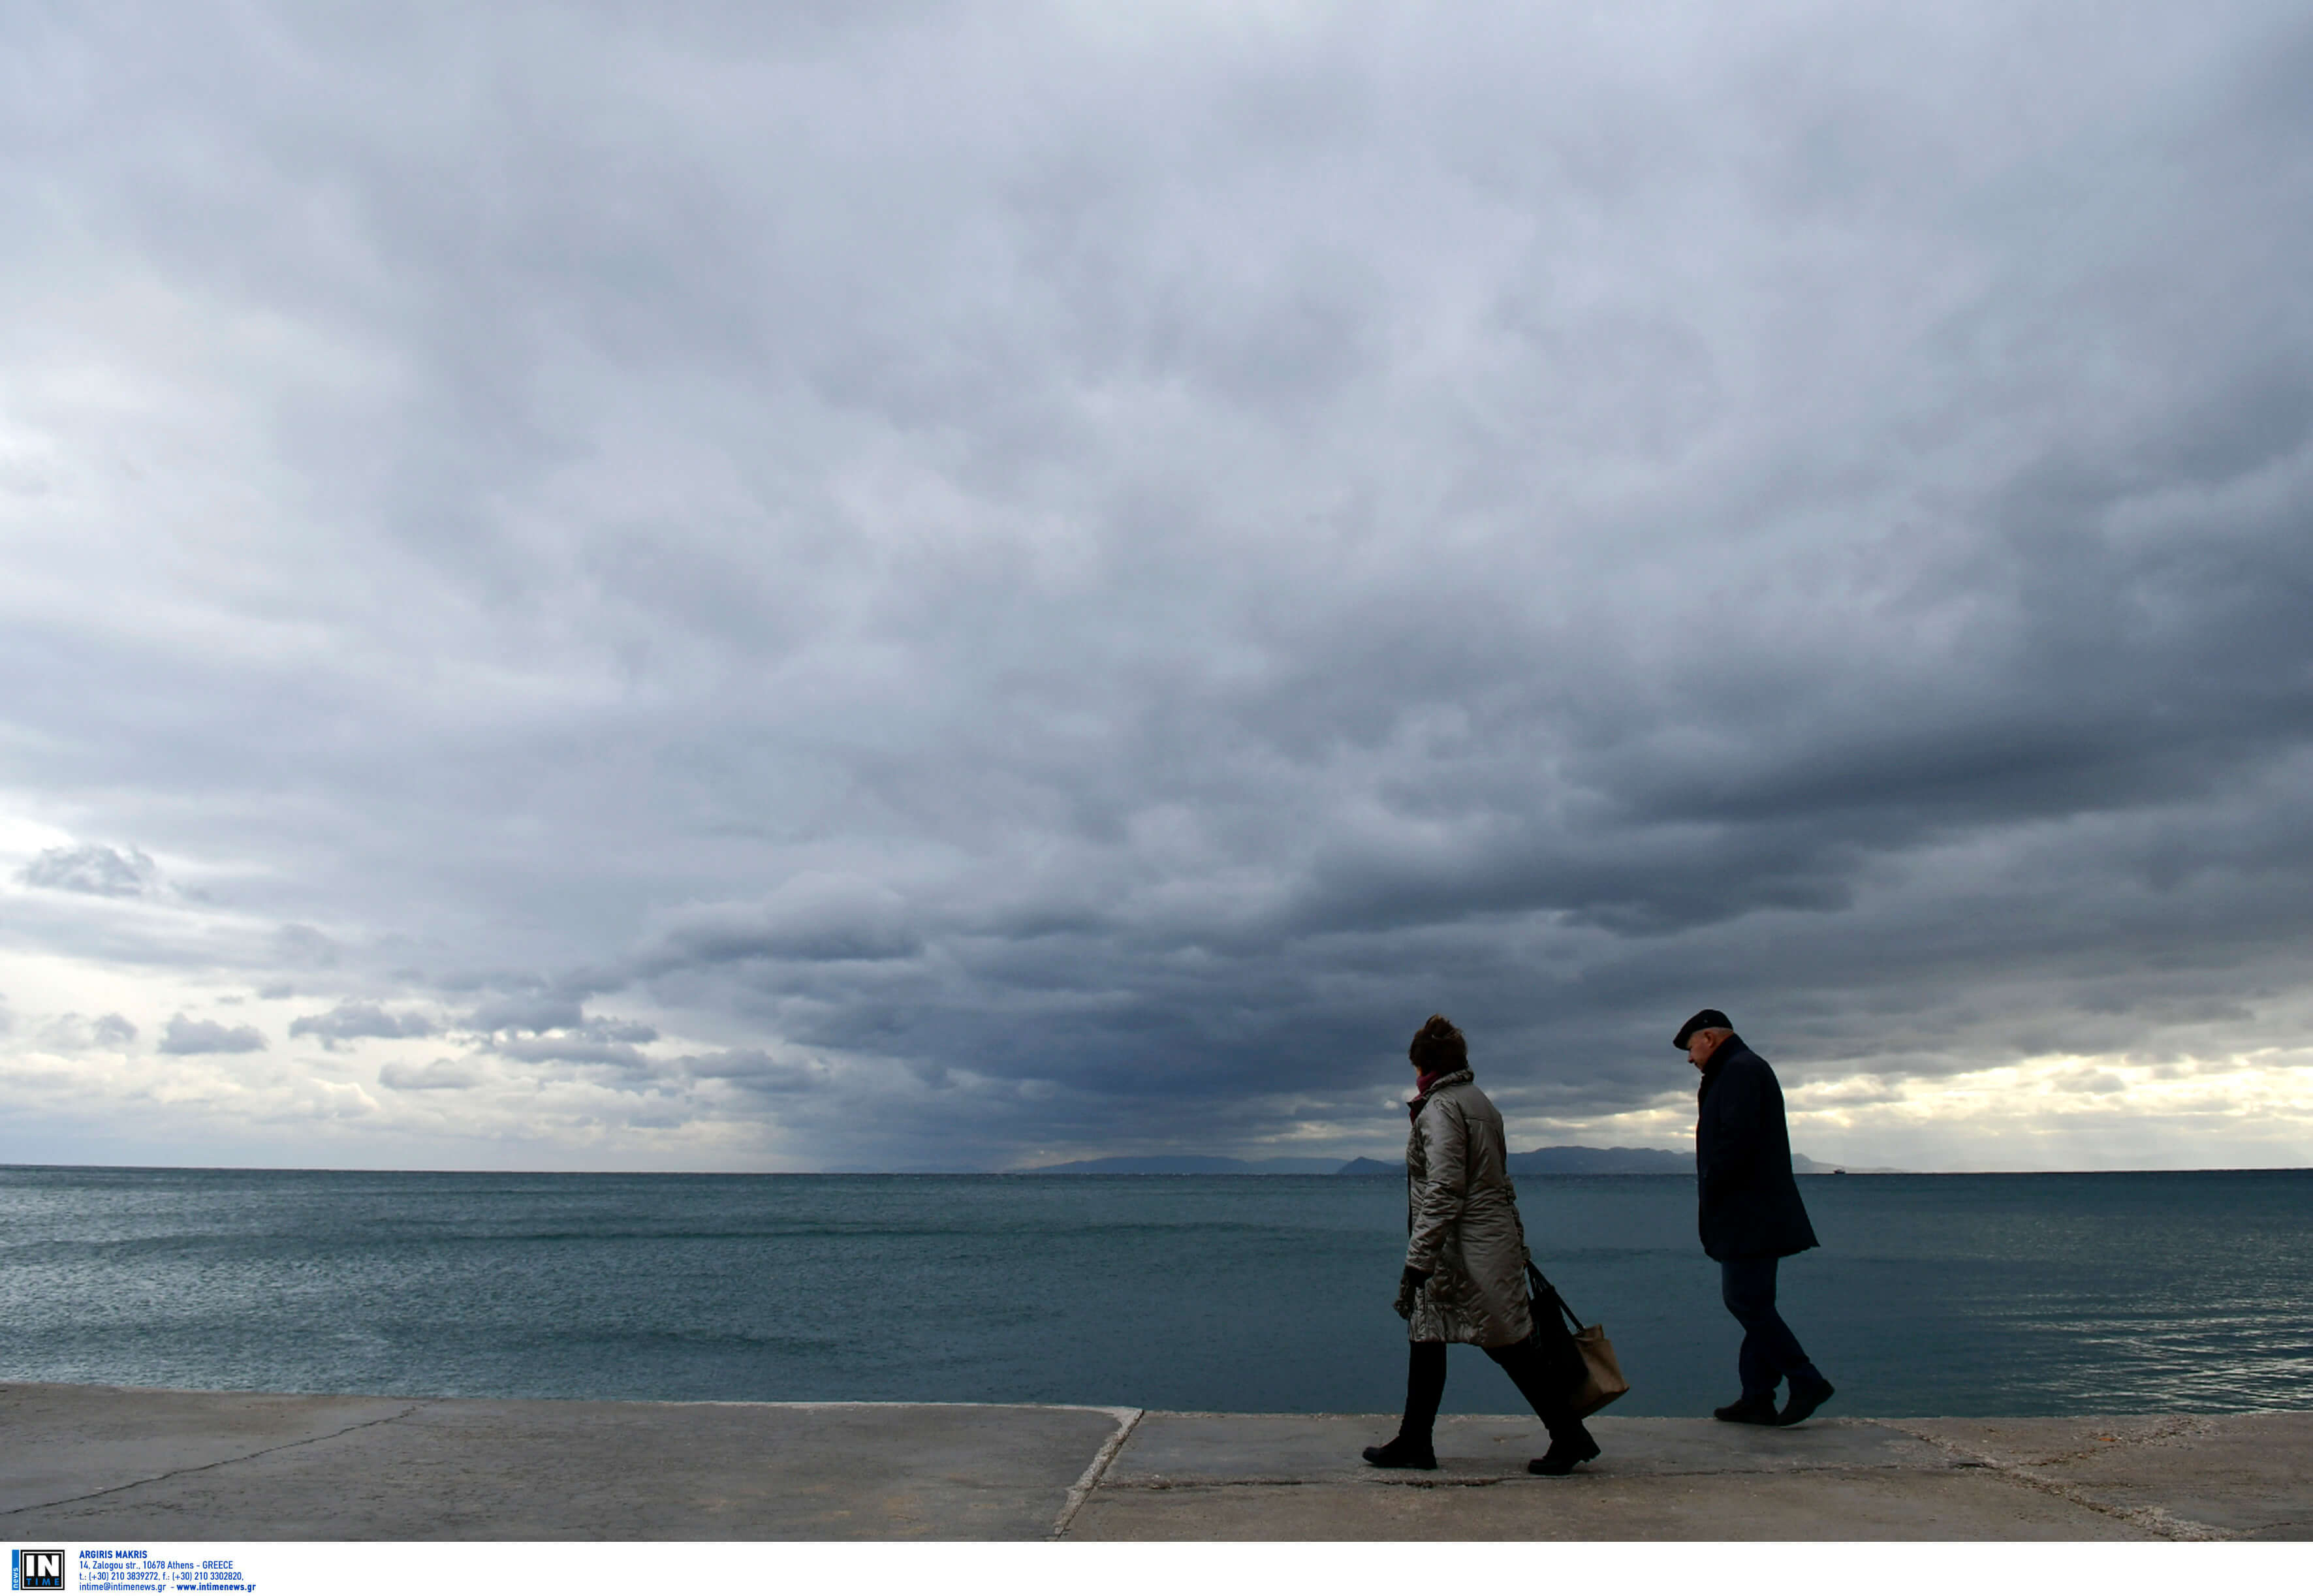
[
  {"x1": 1720, "y1": 1255, "x2": 1822, "y2": 1400},
  {"x1": 1396, "y1": 1339, "x2": 1591, "y2": 1448}
]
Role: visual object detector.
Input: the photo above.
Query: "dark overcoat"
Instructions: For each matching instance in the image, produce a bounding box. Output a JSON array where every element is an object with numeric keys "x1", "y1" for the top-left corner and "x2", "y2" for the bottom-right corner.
[{"x1": 1695, "y1": 1036, "x2": 1819, "y2": 1260}]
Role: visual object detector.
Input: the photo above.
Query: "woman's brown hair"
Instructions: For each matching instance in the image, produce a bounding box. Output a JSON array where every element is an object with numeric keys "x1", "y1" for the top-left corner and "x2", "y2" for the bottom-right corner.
[{"x1": 1408, "y1": 1013, "x2": 1467, "y2": 1073}]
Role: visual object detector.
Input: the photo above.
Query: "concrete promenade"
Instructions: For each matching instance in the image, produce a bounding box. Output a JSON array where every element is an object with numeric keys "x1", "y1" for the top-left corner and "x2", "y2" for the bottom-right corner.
[{"x1": 1, "y1": 1383, "x2": 2306, "y2": 1541}]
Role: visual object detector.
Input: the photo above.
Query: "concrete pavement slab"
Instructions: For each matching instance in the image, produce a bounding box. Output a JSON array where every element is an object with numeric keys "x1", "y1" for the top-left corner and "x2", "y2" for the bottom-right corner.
[
  {"x1": 1889, "y1": 1414, "x2": 2313, "y2": 1540},
  {"x1": 0, "y1": 1383, "x2": 419, "y2": 1516},
  {"x1": 1, "y1": 1385, "x2": 2304, "y2": 1540},
  {"x1": 1062, "y1": 1469, "x2": 2149, "y2": 1541},
  {"x1": 1109, "y1": 1412, "x2": 1944, "y2": 1485},
  {"x1": 0, "y1": 1385, "x2": 1128, "y2": 1541},
  {"x1": 1073, "y1": 1411, "x2": 2305, "y2": 1539}
]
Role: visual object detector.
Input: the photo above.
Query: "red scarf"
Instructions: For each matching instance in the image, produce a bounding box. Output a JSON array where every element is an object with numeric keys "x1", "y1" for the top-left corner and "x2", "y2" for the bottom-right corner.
[{"x1": 1409, "y1": 1069, "x2": 1456, "y2": 1119}]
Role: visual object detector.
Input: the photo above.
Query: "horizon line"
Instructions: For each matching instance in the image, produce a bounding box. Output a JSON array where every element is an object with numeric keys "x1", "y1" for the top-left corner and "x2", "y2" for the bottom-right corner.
[{"x1": 5, "y1": 1159, "x2": 2310, "y2": 1178}]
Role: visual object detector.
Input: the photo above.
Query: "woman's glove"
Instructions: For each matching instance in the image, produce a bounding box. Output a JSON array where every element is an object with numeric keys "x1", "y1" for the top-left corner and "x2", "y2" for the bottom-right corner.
[{"x1": 1393, "y1": 1264, "x2": 1431, "y2": 1319}]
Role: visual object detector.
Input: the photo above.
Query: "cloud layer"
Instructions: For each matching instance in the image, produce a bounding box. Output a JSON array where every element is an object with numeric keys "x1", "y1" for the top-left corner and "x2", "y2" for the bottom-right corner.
[{"x1": 4, "y1": 2, "x2": 2312, "y2": 1170}]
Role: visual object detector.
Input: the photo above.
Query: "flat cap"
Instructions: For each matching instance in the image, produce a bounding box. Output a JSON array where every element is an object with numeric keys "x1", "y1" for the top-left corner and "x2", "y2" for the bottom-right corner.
[{"x1": 1673, "y1": 1008, "x2": 1733, "y2": 1049}]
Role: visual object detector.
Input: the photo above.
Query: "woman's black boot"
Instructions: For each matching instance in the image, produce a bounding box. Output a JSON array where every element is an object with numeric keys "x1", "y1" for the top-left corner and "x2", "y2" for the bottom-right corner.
[
  {"x1": 1487, "y1": 1336, "x2": 1601, "y2": 1476},
  {"x1": 1527, "y1": 1422, "x2": 1601, "y2": 1476},
  {"x1": 1361, "y1": 1434, "x2": 1439, "y2": 1470},
  {"x1": 1365, "y1": 1341, "x2": 1446, "y2": 1469}
]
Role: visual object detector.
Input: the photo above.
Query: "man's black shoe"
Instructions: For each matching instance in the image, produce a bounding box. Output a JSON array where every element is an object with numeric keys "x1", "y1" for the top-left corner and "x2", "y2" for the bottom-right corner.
[
  {"x1": 1777, "y1": 1376, "x2": 1835, "y2": 1426},
  {"x1": 1526, "y1": 1431, "x2": 1601, "y2": 1476},
  {"x1": 1362, "y1": 1435, "x2": 1437, "y2": 1470},
  {"x1": 1712, "y1": 1394, "x2": 1780, "y2": 1424}
]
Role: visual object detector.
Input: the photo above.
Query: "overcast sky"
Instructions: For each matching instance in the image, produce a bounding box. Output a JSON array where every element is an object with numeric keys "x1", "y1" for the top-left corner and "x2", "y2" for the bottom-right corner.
[{"x1": 4, "y1": 1, "x2": 2310, "y2": 1172}]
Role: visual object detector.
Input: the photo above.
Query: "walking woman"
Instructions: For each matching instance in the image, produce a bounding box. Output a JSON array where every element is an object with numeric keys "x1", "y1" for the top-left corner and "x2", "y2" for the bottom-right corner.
[{"x1": 1362, "y1": 1014, "x2": 1601, "y2": 1476}]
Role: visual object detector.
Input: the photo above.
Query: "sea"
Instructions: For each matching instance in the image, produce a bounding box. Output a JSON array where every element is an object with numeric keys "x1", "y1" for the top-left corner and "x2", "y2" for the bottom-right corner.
[{"x1": 3, "y1": 1166, "x2": 2308, "y2": 1417}]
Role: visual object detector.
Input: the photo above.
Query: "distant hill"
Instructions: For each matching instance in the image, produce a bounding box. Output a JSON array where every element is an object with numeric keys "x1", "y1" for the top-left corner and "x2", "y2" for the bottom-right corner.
[
  {"x1": 1513, "y1": 1145, "x2": 1690, "y2": 1174},
  {"x1": 1018, "y1": 1155, "x2": 1348, "y2": 1175},
  {"x1": 1338, "y1": 1144, "x2": 1690, "y2": 1177},
  {"x1": 1018, "y1": 1146, "x2": 1898, "y2": 1177},
  {"x1": 1342, "y1": 1147, "x2": 1898, "y2": 1176}
]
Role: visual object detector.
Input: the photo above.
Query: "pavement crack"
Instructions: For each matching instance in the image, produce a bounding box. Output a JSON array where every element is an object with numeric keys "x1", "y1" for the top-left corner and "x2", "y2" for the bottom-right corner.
[
  {"x1": 0, "y1": 1403, "x2": 432, "y2": 1520},
  {"x1": 2014, "y1": 1416, "x2": 2217, "y2": 1467},
  {"x1": 1048, "y1": 1407, "x2": 1144, "y2": 1540},
  {"x1": 1868, "y1": 1420, "x2": 2234, "y2": 1541}
]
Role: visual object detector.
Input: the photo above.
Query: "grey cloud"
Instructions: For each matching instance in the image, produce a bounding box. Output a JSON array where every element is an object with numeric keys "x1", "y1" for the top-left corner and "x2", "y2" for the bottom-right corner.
[
  {"x1": 158, "y1": 1015, "x2": 268, "y2": 1056},
  {"x1": 20, "y1": 845, "x2": 159, "y2": 898},
  {"x1": 37, "y1": 1012, "x2": 138, "y2": 1051},
  {"x1": 588, "y1": 1017, "x2": 658, "y2": 1044},
  {"x1": 446, "y1": 969, "x2": 637, "y2": 1038},
  {"x1": 287, "y1": 1002, "x2": 438, "y2": 1044},
  {"x1": 494, "y1": 1034, "x2": 652, "y2": 1069},
  {"x1": 272, "y1": 924, "x2": 340, "y2": 971},
  {"x1": 379, "y1": 1057, "x2": 480, "y2": 1091},
  {"x1": 645, "y1": 879, "x2": 924, "y2": 969},
  {"x1": 681, "y1": 1048, "x2": 832, "y2": 1095},
  {"x1": 5, "y1": 3, "x2": 2313, "y2": 1168},
  {"x1": 477, "y1": 1015, "x2": 663, "y2": 1071},
  {"x1": 462, "y1": 994, "x2": 590, "y2": 1035}
]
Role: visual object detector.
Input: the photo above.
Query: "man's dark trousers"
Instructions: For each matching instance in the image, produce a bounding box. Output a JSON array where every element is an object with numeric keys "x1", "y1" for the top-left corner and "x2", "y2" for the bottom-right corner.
[{"x1": 1720, "y1": 1255, "x2": 1819, "y2": 1400}]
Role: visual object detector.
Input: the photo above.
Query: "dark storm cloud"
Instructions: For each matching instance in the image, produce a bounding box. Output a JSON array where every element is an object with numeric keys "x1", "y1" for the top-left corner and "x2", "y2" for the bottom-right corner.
[{"x1": 5, "y1": 2, "x2": 2312, "y2": 1167}]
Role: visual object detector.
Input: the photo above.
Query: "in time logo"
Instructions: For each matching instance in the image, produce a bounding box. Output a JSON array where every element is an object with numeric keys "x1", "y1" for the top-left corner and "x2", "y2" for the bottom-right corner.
[{"x1": 11, "y1": 1550, "x2": 65, "y2": 1591}]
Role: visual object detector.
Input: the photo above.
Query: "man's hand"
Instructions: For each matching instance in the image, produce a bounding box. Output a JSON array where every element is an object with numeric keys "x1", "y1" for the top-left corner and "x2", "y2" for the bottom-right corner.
[{"x1": 1400, "y1": 1264, "x2": 1433, "y2": 1292}]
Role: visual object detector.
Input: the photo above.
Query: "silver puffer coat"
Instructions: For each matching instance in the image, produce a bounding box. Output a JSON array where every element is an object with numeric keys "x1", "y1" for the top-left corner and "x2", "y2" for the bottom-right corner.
[{"x1": 1396, "y1": 1070, "x2": 1534, "y2": 1347}]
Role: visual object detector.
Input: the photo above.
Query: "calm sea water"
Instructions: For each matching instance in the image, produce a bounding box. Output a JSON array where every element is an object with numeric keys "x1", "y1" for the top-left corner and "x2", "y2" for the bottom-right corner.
[{"x1": 2, "y1": 1166, "x2": 2308, "y2": 1416}]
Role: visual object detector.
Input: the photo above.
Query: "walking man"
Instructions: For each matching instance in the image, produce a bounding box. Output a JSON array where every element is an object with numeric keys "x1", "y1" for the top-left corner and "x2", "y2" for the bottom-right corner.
[{"x1": 1678, "y1": 1008, "x2": 1836, "y2": 1426}]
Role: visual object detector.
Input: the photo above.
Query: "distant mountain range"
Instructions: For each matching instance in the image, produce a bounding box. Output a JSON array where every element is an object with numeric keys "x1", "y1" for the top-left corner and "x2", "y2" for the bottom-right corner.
[
  {"x1": 1340, "y1": 1148, "x2": 1901, "y2": 1175},
  {"x1": 1339, "y1": 1145, "x2": 1690, "y2": 1176},
  {"x1": 1020, "y1": 1146, "x2": 1900, "y2": 1176},
  {"x1": 1018, "y1": 1154, "x2": 1351, "y2": 1175}
]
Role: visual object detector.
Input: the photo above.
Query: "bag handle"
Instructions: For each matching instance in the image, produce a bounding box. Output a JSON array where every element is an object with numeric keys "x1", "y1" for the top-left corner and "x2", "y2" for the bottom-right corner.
[{"x1": 1526, "y1": 1260, "x2": 1584, "y2": 1333}]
